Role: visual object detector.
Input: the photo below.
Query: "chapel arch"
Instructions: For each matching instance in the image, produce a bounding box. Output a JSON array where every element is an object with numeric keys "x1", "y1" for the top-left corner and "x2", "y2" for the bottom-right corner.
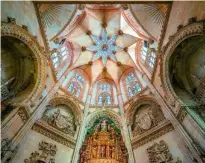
[
  {"x1": 161, "y1": 21, "x2": 205, "y2": 122},
  {"x1": 1, "y1": 22, "x2": 46, "y2": 120}
]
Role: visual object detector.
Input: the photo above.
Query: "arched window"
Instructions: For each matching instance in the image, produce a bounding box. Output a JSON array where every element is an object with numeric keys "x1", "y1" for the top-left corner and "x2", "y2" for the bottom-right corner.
[
  {"x1": 60, "y1": 46, "x2": 69, "y2": 61},
  {"x1": 126, "y1": 72, "x2": 141, "y2": 97},
  {"x1": 98, "y1": 93, "x2": 111, "y2": 105},
  {"x1": 51, "y1": 52, "x2": 59, "y2": 68},
  {"x1": 148, "y1": 52, "x2": 156, "y2": 69},
  {"x1": 67, "y1": 73, "x2": 84, "y2": 98},
  {"x1": 97, "y1": 83, "x2": 112, "y2": 105},
  {"x1": 51, "y1": 45, "x2": 70, "y2": 70},
  {"x1": 140, "y1": 41, "x2": 156, "y2": 70}
]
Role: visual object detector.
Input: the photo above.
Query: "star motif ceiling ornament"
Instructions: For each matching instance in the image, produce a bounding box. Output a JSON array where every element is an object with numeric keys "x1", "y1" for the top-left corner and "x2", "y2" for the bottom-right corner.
[{"x1": 87, "y1": 28, "x2": 122, "y2": 66}]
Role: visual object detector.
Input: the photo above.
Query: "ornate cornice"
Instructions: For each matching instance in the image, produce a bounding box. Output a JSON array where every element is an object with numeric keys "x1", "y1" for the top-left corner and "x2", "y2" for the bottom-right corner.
[
  {"x1": 1, "y1": 20, "x2": 47, "y2": 107},
  {"x1": 132, "y1": 121, "x2": 174, "y2": 149},
  {"x1": 32, "y1": 120, "x2": 76, "y2": 148},
  {"x1": 161, "y1": 20, "x2": 205, "y2": 114}
]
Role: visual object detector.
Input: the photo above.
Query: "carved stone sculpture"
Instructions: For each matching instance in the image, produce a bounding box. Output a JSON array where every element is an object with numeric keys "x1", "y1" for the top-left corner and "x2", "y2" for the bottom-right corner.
[
  {"x1": 24, "y1": 141, "x2": 57, "y2": 163},
  {"x1": 42, "y1": 108, "x2": 76, "y2": 136},
  {"x1": 147, "y1": 140, "x2": 182, "y2": 163}
]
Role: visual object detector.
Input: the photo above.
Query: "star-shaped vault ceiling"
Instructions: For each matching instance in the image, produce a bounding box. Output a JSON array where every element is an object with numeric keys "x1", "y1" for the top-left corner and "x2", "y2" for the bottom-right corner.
[{"x1": 59, "y1": 7, "x2": 143, "y2": 86}]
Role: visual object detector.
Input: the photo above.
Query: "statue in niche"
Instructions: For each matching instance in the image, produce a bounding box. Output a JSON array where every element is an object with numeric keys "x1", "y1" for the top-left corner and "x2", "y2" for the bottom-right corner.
[
  {"x1": 147, "y1": 140, "x2": 173, "y2": 163},
  {"x1": 101, "y1": 120, "x2": 107, "y2": 131},
  {"x1": 92, "y1": 146, "x2": 97, "y2": 158}
]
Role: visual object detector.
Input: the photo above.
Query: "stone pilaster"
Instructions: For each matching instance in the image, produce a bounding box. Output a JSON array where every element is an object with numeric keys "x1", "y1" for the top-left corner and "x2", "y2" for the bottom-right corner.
[
  {"x1": 118, "y1": 94, "x2": 135, "y2": 163},
  {"x1": 72, "y1": 95, "x2": 91, "y2": 163}
]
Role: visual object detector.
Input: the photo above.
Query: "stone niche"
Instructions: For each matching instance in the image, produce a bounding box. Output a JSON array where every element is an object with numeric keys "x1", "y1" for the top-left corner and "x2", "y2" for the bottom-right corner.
[
  {"x1": 41, "y1": 104, "x2": 77, "y2": 137},
  {"x1": 131, "y1": 102, "x2": 165, "y2": 137}
]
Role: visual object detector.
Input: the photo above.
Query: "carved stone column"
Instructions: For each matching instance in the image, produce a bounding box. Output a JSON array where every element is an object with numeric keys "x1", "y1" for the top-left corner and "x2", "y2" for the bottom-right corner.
[
  {"x1": 72, "y1": 94, "x2": 91, "y2": 163},
  {"x1": 143, "y1": 75, "x2": 204, "y2": 163},
  {"x1": 117, "y1": 94, "x2": 135, "y2": 163}
]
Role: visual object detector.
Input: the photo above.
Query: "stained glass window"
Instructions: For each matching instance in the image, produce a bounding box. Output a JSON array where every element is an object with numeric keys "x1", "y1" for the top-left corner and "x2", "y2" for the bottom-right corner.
[
  {"x1": 99, "y1": 83, "x2": 110, "y2": 91},
  {"x1": 75, "y1": 74, "x2": 84, "y2": 84},
  {"x1": 68, "y1": 81, "x2": 81, "y2": 97},
  {"x1": 126, "y1": 72, "x2": 141, "y2": 97},
  {"x1": 141, "y1": 41, "x2": 156, "y2": 69},
  {"x1": 148, "y1": 52, "x2": 156, "y2": 68},
  {"x1": 51, "y1": 52, "x2": 59, "y2": 68},
  {"x1": 98, "y1": 93, "x2": 111, "y2": 105},
  {"x1": 60, "y1": 46, "x2": 68, "y2": 61}
]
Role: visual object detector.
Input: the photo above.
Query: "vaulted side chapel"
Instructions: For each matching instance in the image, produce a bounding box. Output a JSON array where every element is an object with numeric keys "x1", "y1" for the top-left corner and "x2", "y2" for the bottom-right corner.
[{"x1": 1, "y1": 1, "x2": 205, "y2": 163}]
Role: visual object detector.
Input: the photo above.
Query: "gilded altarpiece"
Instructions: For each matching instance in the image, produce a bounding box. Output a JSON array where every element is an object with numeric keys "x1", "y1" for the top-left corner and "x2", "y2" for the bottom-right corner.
[{"x1": 80, "y1": 118, "x2": 128, "y2": 163}]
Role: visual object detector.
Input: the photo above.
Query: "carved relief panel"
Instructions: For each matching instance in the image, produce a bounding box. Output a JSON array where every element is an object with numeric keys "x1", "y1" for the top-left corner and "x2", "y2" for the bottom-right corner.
[
  {"x1": 41, "y1": 104, "x2": 76, "y2": 137},
  {"x1": 146, "y1": 140, "x2": 182, "y2": 163},
  {"x1": 132, "y1": 102, "x2": 164, "y2": 137},
  {"x1": 24, "y1": 141, "x2": 57, "y2": 163}
]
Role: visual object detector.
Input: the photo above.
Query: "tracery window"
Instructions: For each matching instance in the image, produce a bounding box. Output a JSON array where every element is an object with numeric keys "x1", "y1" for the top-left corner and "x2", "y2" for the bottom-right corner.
[
  {"x1": 51, "y1": 45, "x2": 70, "y2": 70},
  {"x1": 98, "y1": 93, "x2": 111, "y2": 105},
  {"x1": 97, "y1": 83, "x2": 112, "y2": 105},
  {"x1": 126, "y1": 72, "x2": 141, "y2": 97},
  {"x1": 140, "y1": 41, "x2": 156, "y2": 70},
  {"x1": 67, "y1": 73, "x2": 84, "y2": 98},
  {"x1": 51, "y1": 52, "x2": 59, "y2": 68},
  {"x1": 148, "y1": 52, "x2": 156, "y2": 69}
]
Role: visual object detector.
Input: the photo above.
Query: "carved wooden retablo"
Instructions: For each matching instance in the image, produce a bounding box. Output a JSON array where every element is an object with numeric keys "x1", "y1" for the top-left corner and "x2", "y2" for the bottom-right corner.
[{"x1": 80, "y1": 120, "x2": 128, "y2": 163}]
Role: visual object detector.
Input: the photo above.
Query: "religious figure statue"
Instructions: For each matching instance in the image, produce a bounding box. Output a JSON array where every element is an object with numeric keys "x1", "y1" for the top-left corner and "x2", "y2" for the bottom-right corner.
[
  {"x1": 101, "y1": 120, "x2": 107, "y2": 131},
  {"x1": 111, "y1": 147, "x2": 116, "y2": 159},
  {"x1": 92, "y1": 146, "x2": 97, "y2": 158}
]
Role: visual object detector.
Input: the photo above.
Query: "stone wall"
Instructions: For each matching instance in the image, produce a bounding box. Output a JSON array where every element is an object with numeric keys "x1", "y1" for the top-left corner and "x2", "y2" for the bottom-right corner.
[
  {"x1": 133, "y1": 130, "x2": 193, "y2": 163},
  {"x1": 11, "y1": 130, "x2": 74, "y2": 163},
  {"x1": 162, "y1": 1, "x2": 205, "y2": 48},
  {"x1": 1, "y1": 1, "x2": 44, "y2": 47}
]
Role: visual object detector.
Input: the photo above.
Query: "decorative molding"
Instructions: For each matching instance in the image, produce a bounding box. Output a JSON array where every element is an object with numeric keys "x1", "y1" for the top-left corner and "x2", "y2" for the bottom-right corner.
[
  {"x1": 161, "y1": 21, "x2": 204, "y2": 114},
  {"x1": 132, "y1": 121, "x2": 174, "y2": 149},
  {"x1": 32, "y1": 121, "x2": 76, "y2": 148},
  {"x1": 24, "y1": 140, "x2": 57, "y2": 163},
  {"x1": 1, "y1": 21, "x2": 47, "y2": 106}
]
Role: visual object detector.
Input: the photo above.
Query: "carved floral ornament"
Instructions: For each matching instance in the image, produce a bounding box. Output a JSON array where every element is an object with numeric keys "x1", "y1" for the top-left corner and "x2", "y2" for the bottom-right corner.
[
  {"x1": 161, "y1": 21, "x2": 204, "y2": 113},
  {"x1": 1, "y1": 20, "x2": 47, "y2": 105},
  {"x1": 24, "y1": 141, "x2": 57, "y2": 163},
  {"x1": 47, "y1": 95, "x2": 83, "y2": 125},
  {"x1": 147, "y1": 140, "x2": 182, "y2": 163}
]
